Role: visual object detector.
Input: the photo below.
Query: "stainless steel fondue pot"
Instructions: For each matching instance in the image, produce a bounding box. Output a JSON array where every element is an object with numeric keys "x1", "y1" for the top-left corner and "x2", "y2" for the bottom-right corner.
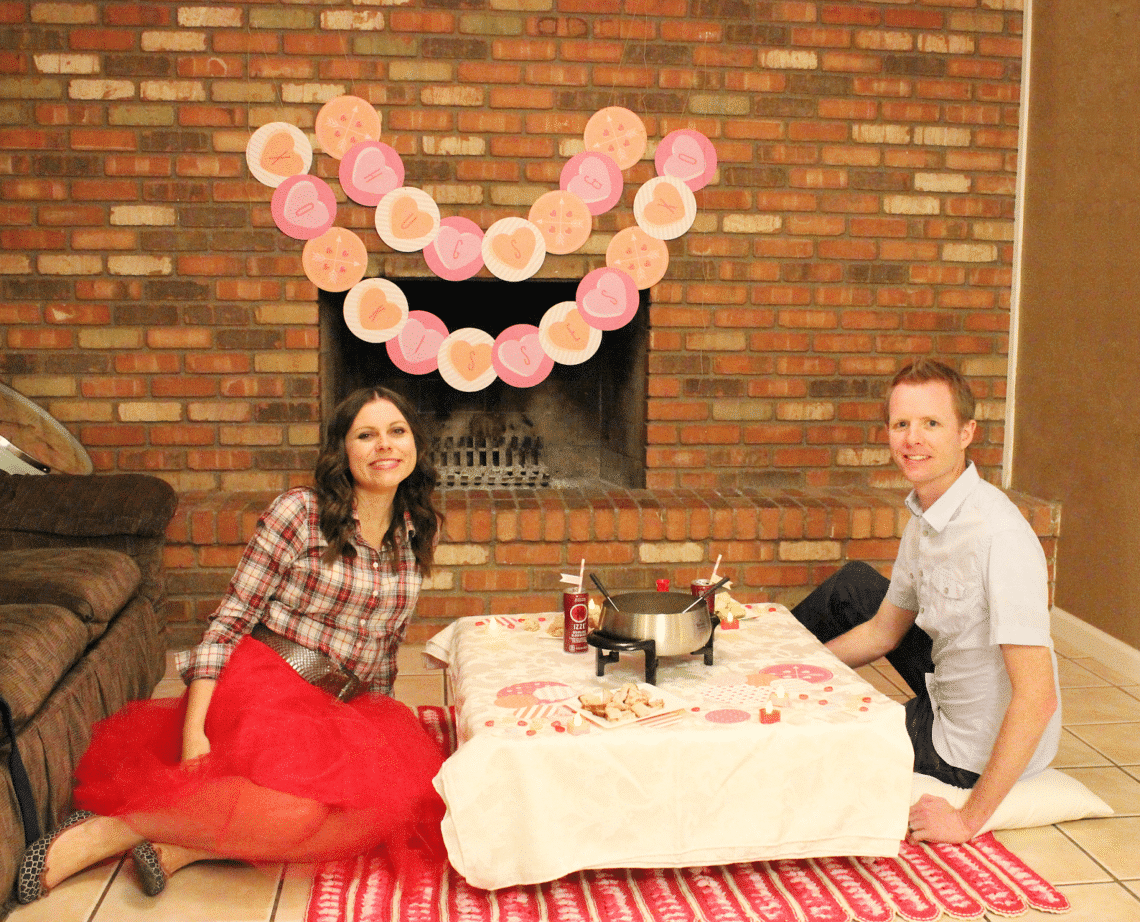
[{"x1": 596, "y1": 591, "x2": 713, "y2": 657}]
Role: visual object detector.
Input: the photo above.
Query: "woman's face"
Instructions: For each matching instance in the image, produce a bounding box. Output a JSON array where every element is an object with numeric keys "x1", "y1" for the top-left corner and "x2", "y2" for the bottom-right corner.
[{"x1": 344, "y1": 398, "x2": 418, "y2": 497}]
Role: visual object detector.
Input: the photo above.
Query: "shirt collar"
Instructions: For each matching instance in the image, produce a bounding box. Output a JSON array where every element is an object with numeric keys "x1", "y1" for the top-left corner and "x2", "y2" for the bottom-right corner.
[{"x1": 904, "y1": 460, "x2": 980, "y2": 532}]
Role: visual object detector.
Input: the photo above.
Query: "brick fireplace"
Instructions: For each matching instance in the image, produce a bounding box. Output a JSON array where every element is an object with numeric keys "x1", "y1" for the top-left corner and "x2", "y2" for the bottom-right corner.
[{"x1": 0, "y1": 1, "x2": 1048, "y2": 645}]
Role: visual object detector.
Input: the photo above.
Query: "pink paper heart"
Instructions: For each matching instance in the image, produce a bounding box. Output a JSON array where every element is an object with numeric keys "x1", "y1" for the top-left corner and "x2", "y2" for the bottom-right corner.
[
  {"x1": 497, "y1": 333, "x2": 543, "y2": 377},
  {"x1": 663, "y1": 134, "x2": 706, "y2": 181},
  {"x1": 435, "y1": 225, "x2": 483, "y2": 270},
  {"x1": 566, "y1": 156, "x2": 612, "y2": 203},
  {"x1": 582, "y1": 271, "x2": 628, "y2": 318},
  {"x1": 284, "y1": 183, "x2": 331, "y2": 229},
  {"x1": 398, "y1": 317, "x2": 445, "y2": 363},
  {"x1": 351, "y1": 146, "x2": 398, "y2": 196}
]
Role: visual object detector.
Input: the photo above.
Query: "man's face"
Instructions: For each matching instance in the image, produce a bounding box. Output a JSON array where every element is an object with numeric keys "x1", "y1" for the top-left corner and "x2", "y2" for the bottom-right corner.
[{"x1": 887, "y1": 380, "x2": 977, "y2": 508}]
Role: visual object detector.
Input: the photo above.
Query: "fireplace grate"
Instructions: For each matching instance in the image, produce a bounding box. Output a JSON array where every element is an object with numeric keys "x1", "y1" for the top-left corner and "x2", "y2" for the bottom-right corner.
[{"x1": 429, "y1": 435, "x2": 550, "y2": 488}]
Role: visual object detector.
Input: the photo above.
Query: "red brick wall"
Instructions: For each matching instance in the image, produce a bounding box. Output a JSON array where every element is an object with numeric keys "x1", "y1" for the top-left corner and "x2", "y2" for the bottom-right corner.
[
  {"x1": 0, "y1": 2, "x2": 1032, "y2": 640},
  {"x1": 1, "y1": 0, "x2": 1022, "y2": 493}
]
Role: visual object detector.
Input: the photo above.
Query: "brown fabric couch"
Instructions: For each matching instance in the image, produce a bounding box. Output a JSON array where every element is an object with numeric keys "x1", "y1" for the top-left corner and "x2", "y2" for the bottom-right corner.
[{"x1": 0, "y1": 472, "x2": 177, "y2": 903}]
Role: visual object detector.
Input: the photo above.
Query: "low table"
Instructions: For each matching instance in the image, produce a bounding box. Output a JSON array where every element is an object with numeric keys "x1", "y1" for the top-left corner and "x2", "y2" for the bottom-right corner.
[{"x1": 426, "y1": 603, "x2": 912, "y2": 890}]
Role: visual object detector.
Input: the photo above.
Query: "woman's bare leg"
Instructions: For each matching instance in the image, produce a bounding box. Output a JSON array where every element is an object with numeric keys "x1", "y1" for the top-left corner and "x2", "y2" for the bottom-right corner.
[{"x1": 42, "y1": 815, "x2": 143, "y2": 889}]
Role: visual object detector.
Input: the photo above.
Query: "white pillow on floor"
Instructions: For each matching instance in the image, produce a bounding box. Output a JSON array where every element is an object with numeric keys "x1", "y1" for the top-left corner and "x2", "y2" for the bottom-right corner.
[{"x1": 911, "y1": 768, "x2": 1113, "y2": 833}]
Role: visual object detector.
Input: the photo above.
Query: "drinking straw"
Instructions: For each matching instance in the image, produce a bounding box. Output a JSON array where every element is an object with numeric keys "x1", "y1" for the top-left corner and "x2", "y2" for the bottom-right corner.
[
  {"x1": 577, "y1": 558, "x2": 585, "y2": 592},
  {"x1": 710, "y1": 554, "x2": 722, "y2": 583}
]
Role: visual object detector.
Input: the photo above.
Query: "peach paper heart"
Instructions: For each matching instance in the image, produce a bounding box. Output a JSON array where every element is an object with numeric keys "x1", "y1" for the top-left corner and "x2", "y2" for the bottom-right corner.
[
  {"x1": 549, "y1": 309, "x2": 590, "y2": 351},
  {"x1": 260, "y1": 131, "x2": 303, "y2": 177},
  {"x1": 435, "y1": 225, "x2": 482, "y2": 270},
  {"x1": 390, "y1": 195, "x2": 434, "y2": 239},
  {"x1": 491, "y1": 228, "x2": 535, "y2": 270},
  {"x1": 646, "y1": 183, "x2": 685, "y2": 226},
  {"x1": 359, "y1": 290, "x2": 400, "y2": 330},
  {"x1": 450, "y1": 341, "x2": 492, "y2": 382}
]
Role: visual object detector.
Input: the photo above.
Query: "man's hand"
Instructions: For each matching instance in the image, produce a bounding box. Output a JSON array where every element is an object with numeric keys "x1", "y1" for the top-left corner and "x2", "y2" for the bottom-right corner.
[{"x1": 908, "y1": 793, "x2": 975, "y2": 844}]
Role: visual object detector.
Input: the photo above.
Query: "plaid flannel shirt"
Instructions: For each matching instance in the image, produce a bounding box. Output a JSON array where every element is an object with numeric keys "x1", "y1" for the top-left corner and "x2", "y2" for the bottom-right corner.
[{"x1": 175, "y1": 487, "x2": 422, "y2": 697}]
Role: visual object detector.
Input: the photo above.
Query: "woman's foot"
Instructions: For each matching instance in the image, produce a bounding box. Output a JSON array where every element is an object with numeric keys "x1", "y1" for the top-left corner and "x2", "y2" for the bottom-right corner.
[
  {"x1": 132, "y1": 842, "x2": 219, "y2": 896},
  {"x1": 17, "y1": 812, "x2": 141, "y2": 902},
  {"x1": 16, "y1": 811, "x2": 95, "y2": 904}
]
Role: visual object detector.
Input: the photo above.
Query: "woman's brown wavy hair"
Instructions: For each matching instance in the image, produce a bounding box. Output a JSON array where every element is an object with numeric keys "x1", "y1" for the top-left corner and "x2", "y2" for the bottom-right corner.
[{"x1": 314, "y1": 387, "x2": 441, "y2": 573}]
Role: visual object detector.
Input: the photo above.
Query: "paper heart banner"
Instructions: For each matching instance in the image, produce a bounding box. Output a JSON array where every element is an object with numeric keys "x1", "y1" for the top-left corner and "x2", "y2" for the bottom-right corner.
[
  {"x1": 655, "y1": 128, "x2": 718, "y2": 192},
  {"x1": 605, "y1": 227, "x2": 670, "y2": 290},
  {"x1": 271, "y1": 174, "x2": 337, "y2": 240},
  {"x1": 315, "y1": 95, "x2": 382, "y2": 160},
  {"x1": 559, "y1": 151, "x2": 623, "y2": 216},
  {"x1": 340, "y1": 140, "x2": 404, "y2": 207},
  {"x1": 301, "y1": 227, "x2": 369, "y2": 293},
  {"x1": 437, "y1": 327, "x2": 497, "y2": 392},
  {"x1": 575, "y1": 267, "x2": 640, "y2": 331},
  {"x1": 583, "y1": 106, "x2": 647, "y2": 171},
  {"x1": 342, "y1": 278, "x2": 409, "y2": 344},
  {"x1": 376, "y1": 187, "x2": 441, "y2": 253},
  {"x1": 423, "y1": 216, "x2": 485, "y2": 281},
  {"x1": 539, "y1": 300, "x2": 602, "y2": 365},
  {"x1": 633, "y1": 175, "x2": 697, "y2": 241},
  {"x1": 386, "y1": 310, "x2": 449, "y2": 375},
  {"x1": 493, "y1": 323, "x2": 554, "y2": 388},
  {"x1": 246, "y1": 122, "x2": 313, "y2": 187},
  {"x1": 528, "y1": 190, "x2": 592, "y2": 256},
  {"x1": 482, "y1": 217, "x2": 546, "y2": 282}
]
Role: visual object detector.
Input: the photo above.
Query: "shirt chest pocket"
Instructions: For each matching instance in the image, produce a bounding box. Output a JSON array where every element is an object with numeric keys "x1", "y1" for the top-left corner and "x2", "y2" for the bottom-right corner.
[{"x1": 921, "y1": 563, "x2": 974, "y2": 633}]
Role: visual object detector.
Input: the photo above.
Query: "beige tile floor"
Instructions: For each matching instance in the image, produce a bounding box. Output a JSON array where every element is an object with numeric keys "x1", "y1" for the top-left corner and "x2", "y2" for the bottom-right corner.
[{"x1": 8, "y1": 630, "x2": 1140, "y2": 921}]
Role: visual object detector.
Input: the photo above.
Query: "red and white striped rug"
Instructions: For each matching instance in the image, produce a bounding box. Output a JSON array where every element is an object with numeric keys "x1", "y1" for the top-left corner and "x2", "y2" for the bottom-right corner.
[{"x1": 304, "y1": 706, "x2": 1069, "y2": 922}]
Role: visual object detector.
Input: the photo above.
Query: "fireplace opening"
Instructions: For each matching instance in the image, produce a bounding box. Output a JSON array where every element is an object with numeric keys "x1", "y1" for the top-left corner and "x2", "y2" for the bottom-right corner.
[{"x1": 319, "y1": 279, "x2": 648, "y2": 489}]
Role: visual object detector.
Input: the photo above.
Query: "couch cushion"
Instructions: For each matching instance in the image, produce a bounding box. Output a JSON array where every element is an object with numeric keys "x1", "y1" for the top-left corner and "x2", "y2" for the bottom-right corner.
[
  {"x1": 0, "y1": 548, "x2": 141, "y2": 623},
  {"x1": 0, "y1": 603, "x2": 89, "y2": 727}
]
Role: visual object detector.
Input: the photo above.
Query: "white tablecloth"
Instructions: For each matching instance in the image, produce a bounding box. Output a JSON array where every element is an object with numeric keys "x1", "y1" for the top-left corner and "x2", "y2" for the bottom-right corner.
[{"x1": 428, "y1": 604, "x2": 912, "y2": 890}]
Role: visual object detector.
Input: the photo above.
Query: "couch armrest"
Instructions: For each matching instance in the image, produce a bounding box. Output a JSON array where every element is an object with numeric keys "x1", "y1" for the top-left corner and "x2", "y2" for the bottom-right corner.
[{"x1": 0, "y1": 473, "x2": 177, "y2": 540}]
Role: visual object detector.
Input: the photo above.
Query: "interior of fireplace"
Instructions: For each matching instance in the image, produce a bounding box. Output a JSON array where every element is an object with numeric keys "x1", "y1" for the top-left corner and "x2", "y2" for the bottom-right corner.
[{"x1": 319, "y1": 279, "x2": 648, "y2": 489}]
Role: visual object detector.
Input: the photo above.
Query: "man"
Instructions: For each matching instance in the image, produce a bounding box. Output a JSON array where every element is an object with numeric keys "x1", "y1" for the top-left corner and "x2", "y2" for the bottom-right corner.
[{"x1": 792, "y1": 358, "x2": 1061, "y2": 843}]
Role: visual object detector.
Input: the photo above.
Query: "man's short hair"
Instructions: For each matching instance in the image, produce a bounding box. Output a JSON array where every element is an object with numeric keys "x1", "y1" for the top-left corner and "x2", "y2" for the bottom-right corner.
[{"x1": 885, "y1": 358, "x2": 976, "y2": 425}]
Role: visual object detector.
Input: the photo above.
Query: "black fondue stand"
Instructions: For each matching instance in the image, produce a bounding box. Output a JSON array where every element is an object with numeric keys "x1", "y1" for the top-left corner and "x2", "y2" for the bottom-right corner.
[{"x1": 587, "y1": 615, "x2": 722, "y2": 686}]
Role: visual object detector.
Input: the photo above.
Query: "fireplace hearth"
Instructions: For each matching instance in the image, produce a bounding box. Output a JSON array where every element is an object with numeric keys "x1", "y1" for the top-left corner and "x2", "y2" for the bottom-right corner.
[{"x1": 320, "y1": 279, "x2": 648, "y2": 489}]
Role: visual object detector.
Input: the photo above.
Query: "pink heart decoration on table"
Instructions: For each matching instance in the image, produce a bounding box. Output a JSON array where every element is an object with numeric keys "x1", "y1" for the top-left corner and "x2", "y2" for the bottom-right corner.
[
  {"x1": 435, "y1": 225, "x2": 483, "y2": 270},
  {"x1": 283, "y1": 182, "x2": 331, "y2": 230},
  {"x1": 398, "y1": 317, "x2": 446, "y2": 363},
  {"x1": 663, "y1": 134, "x2": 707, "y2": 182}
]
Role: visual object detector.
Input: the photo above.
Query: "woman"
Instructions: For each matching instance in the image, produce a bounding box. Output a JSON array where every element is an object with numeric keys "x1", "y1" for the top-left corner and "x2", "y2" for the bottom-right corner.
[{"x1": 17, "y1": 387, "x2": 446, "y2": 903}]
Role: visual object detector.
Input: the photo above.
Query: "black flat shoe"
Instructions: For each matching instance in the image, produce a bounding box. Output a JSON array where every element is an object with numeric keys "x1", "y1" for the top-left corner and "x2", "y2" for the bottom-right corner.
[
  {"x1": 16, "y1": 810, "x2": 96, "y2": 904},
  {"x1": 131, "y1": 842, "x2": 167, "y2": 896}
]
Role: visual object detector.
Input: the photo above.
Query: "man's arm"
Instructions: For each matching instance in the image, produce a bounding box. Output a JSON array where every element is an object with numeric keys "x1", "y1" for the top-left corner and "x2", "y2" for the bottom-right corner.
[
  {"x1": 825, "y1": 598, "x2": 918, "y2": 669},
  {"x1": 908, "y1": 643, "x2": 1057, "y2": 843}
]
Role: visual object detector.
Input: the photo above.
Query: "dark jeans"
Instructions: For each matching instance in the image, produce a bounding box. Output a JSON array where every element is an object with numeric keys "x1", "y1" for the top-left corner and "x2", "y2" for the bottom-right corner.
[{"x1": 792, "y1": 561, "x2": 980, "y2": 789}]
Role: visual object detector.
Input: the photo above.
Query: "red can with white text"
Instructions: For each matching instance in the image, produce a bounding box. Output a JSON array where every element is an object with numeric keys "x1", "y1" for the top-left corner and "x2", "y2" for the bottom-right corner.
[
  {"x1": 563, "y1": 590, "x2": 589, "y2": 653},
  {"x1": 691, "y1": 578, "x2": 716, "y2": 620}
]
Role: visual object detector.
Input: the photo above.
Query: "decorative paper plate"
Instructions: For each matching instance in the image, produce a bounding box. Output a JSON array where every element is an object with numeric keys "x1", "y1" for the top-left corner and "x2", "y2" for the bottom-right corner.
[
  {"x1": 583, "y1": 106, "x2": 647, "y2": 171},
  {"x1": 482, "y1": 217, "x2": 546, "y2": 281},
  {"x1": 574, "y1": 267, "x2": 640, "y2": 331},
  {"x1": 528, "y1": 190, "x2": 592, "y2": 255},
  {"x1": 559, "y1": 150, "x2": 623, "y2": 216},
  {"x1": 339, "y1": 139, "x2": 404, "y2": 207},
  {"x1": 375, "y1": 187, "x2": 441, "y2": 253},
  {"x1": 301, "y1": 227, "x2": 369, "y2": 292},
  {"x1": 437, "y1": 327, "x2": 497, "y2": 392},
  {"x1": 492, "y1": 323, "x2": 553, "y2": 388},
  {"x1": 539, "y1": 300, "x2": 602, "y2": 365},
  {"x1": 654, "y1": 128, "x2": 718, "y2": 192},
  {"x1": 342, "y1": 278, "x2": 409, "y2": 344},
  {"x1": 246, "y1": 121, "x2": 313, "y2": 188},
  {"x1": 423, "y1": 216, "x2": 485, "y2": 281},
  {"x1": 605, "y1": 226, "x2": 670, "y2": 290},
  {"x1": 633, "y1": 175, "x2": 697, "y2": 240},
  {"x1": 271, "y1": 174, "x2": 337, "y2": 240},
  {"x1": 568, "y1": 683, "x2": 691, "y2": 730},
  {"x1": 315, "y1": 95, "x2": 382, "y2": 159},
  {"x1": 386, "y1": 310, "x2": 449, "y2": 375}
]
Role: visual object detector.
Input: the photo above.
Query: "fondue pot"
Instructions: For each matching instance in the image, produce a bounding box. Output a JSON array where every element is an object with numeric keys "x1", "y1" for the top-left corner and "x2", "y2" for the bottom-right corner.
[{"x1": 596, "y1": 591, "x2": 714, "y2": 657}]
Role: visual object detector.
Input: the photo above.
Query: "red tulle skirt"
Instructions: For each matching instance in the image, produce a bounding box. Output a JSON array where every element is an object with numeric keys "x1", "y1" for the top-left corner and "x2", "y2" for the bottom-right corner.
[{"x1": 73, "y1": 637, "x2": 446, "y2": 867}]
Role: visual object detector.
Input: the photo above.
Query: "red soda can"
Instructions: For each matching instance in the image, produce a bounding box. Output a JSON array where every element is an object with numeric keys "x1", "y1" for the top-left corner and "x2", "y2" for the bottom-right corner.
[
  {"x1": 563, "y1": 590, "x2": 589, "y2": 653},
  {"x1": 691, "y1": 578, "x2": 716, "y2": 619}
]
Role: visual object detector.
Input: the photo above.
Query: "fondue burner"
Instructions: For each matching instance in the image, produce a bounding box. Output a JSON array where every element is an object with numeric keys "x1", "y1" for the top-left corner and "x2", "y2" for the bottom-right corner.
[{"x1": 588, "y1": 616, "x2": 721, "y2": 686}]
